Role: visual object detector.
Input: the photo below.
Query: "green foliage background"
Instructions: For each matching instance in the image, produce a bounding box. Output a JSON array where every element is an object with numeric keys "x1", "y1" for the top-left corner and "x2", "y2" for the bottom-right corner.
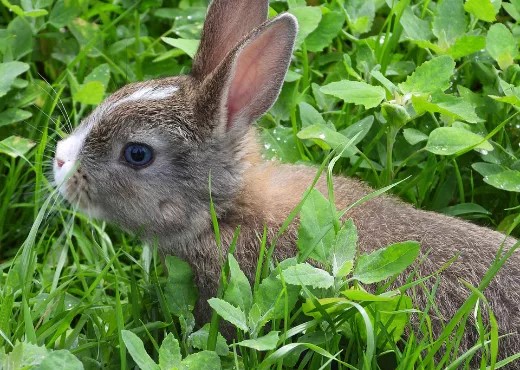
[{"x1": 1, "y1": 0, "x2": 520, "y2": 368}]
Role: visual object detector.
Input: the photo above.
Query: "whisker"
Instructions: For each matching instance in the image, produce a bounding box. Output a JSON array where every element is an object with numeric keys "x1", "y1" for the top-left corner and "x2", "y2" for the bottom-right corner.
[
  {"x1": 37, "y1": 73, "x2": 74, "y2": 134},
  {"x1": 29, "y1": 107, "x2": 65, "y2": 139}
]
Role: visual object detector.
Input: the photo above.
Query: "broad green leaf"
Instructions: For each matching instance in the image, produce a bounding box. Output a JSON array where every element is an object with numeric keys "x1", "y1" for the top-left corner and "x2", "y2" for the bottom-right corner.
[
  {"x1": 299, "y1": 102, "x2": 326, "y2": 127},
  {"x1": 400, "y1": 7, "x2": 432, "y2": 41},
  {"x1": 237, "y1": 331, "x2": 280, "y2": 351},
  {"x1": 399, "y1": 56, "x2": 455, "y2": 95},
  {"x1": 321, "y1": 80, "x2": 386, "y2": 109},
  {"x1": 503, "y1": 1, "x2": 520, "y2": 21},
  {"x1": 2, "y1": 342, "x2": 48, "y2": 368},
  {"x1": 483, "y1": 170, "x2": 520, "y2": 192},
  {"x1": 279, "y1": 263, "x2": 334, "y2": 289},
  {"x1": 208, "y1": 298, "x2": 248, "y2": 331},
  {"x1": 39, "y1": 350, "x2": 84, "y2": 370},
  {"x1": 73, "y1": 81, "x2": 105, "y2": 105},
  {"x1": 289, "y1": 6, "x2": 322, "y2": 48},
  {"x1": 345, "y1": 0, "x2": 376, "y2": 35},
  {"x1": 306, "y1": 10, "x2": 345, "y2": 52},
  {"x1": 49, "y1": 0, "x2": 82, "y2": 28},
  {"x1": 0, "y1": 61, "x2": 29, "y2": 98},
  {"x1": 84, "y1": 63, "x2": 111, "y2": 89},
  {"x1": 297, "y1": 188, "x2": 336, "y2": 262},
  {"x1": 0, "y1": 108, "x2": 32, "y2": 127},
  {"x1": 448, "y1": 35, "x2": 486, "y2": 59},
  {"x1": 472, "y1": 162, "x2": 505, "y2": 177},
  {"x1": 285, "y1": 70, "x2": 302, "y2": 82},
  {"x1": 188, "y1": 324, "x2": 229, "y2": 356},
  {"x1": 0, "y1": 136, "x2": 35, "y2": 158},
  {"x1": 224, "y1": 254, "x2": 252, "y2": 314},
  {"x1": 181, "y1": 351, "x2": 221, "y2": 370},
  {"x1": 464, "y1": 0, "x2": 497, "y2": 22},
  {"x1": 432, "y1": 0, "x2": 467, "y2": 47},
  {"x1": 164, "y1": 256, "x2": 198, "y2": 317},
  {"x1": 490, "y1": 95, "x2": 520, "y2": 107},
  {"x1": 254, "y1": 268, "x2": 300, "y2": 320},
  {"x1": 247, "y1": 303, "x2": 271, "y2": 335},
  {"x1": 6, "y1": 17, "x2": 33, "y2": 59},
  {"x1": 353, "y1": 241, "x2": 420, "y2": 284},
  {"x1": 69, "y1": 18, "x2": 102, "y2": 57},
  {"x1": 486, "y1": 24, "x2": 518, "y2": 70},
  {"x1": 331, "y1": 219, "x2": 357, "y2": 277},
  {"x1": 441, "y1": 203, "x2": 491, "y2": 217},
  {"x1": 403, "y1": 128, "x2": 428, "y2": 145},
  {"x1": 340, "y1": 116, "x2": 374, "y2": 146},
  {"x1": 261, "y1": 126, "x2": 300, "y2": 163},
  {"x1": 412, "y1": 93, "x2": 481, "y2": 123},
  {"x1": 495, "y1": 78, "x2": 520, "y2": 105},
  {"x1": 162, "y1": 37, "x2": 200, "y2": 58},
  {"x1": 297, "y1": 124, "x2": 357, "y2": 156},
  {"x1": 425, "y1": 127, "x2": 493, "y2": 155},
  {"x1": 121, "y1": 330, "x2": 160, "y2": 370},
  {"x1": 158, "y1": 334, "x2": 182, "y2": 370}
]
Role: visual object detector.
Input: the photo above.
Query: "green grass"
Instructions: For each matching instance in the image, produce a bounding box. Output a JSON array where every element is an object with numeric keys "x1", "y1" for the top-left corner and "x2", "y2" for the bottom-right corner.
[{"x1": 1, "y1": 0, "x2": 520, "y2": 369}]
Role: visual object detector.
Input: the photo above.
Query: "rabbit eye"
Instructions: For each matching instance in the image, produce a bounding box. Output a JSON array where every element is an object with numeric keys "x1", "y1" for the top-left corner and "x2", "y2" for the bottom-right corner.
[{"x1": 123, "y1": 143, "x2": 154, "y2": 167}]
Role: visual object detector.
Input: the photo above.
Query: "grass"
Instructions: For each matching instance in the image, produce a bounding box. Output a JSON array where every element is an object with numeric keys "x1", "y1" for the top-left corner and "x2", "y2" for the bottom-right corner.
[{"x1": 1, "y1": 0, "x2": 520, "y2": 369}]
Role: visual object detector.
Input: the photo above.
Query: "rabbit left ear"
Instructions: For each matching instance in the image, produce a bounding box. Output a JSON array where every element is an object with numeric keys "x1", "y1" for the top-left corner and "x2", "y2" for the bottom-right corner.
[
  {"x1": 197, "y1": 14, "x2": 298, "y2": 132},
  {"x1": 191, "y1": 0, "x2": 269, "y2": 80}
]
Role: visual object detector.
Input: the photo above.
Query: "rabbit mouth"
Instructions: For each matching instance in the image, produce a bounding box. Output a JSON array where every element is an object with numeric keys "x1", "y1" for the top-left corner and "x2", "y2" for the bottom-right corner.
[{"x1": 54, "y1": 165, "x2": 97, "y2": 215}]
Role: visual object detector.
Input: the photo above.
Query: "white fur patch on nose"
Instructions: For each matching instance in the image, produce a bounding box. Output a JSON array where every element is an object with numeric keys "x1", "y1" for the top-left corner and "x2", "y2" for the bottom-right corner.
[
  {"x1": 53, "y1": 132, "x2": 86, "y2": 193},
  {"x1": 112, "y1": 86, "x2": 179, "y2": 108}
]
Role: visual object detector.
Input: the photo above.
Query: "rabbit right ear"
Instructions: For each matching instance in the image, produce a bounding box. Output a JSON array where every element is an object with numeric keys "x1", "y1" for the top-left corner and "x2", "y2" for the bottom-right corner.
[{"x1": 191, "y1": 0, "x2": 269, "y2": 80}]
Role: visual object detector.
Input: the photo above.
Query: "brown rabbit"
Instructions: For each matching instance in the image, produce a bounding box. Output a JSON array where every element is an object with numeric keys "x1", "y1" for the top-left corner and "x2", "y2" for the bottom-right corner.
[{"x1": 53, "y1": 0, "x2": 519, "y2": 362}]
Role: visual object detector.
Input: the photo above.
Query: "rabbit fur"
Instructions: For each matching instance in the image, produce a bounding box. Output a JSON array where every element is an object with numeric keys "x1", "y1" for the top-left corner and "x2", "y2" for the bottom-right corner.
[{"x1": 53, "y1": 0, "x2": 519, "y2": 362}]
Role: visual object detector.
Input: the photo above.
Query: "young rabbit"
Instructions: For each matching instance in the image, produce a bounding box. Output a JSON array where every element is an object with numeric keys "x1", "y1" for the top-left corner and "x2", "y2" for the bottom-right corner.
[{"x1": 53, "y1": 0, "x2": 519, "y2": 361}]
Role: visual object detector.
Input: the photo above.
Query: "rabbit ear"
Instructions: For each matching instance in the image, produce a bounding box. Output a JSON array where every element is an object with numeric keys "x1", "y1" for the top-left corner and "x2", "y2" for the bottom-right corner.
[
  {"x1": 197, "y1": 14, "x2": 297, "y2": 132},
  {"x1": 191, "y1": 0, "x2": 269, "y2": 80}
]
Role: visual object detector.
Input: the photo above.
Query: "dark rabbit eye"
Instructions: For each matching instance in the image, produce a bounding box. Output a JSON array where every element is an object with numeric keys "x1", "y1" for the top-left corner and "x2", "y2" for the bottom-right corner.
[{"x1": 124, "y1": 143, "x2": 154, "y2": 167}]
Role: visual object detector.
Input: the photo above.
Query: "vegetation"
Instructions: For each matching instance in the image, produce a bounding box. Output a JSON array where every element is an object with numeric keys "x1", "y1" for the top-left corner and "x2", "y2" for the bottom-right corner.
[{"x1": 1, "y1": 0, "x2": 520, "y2": 368}]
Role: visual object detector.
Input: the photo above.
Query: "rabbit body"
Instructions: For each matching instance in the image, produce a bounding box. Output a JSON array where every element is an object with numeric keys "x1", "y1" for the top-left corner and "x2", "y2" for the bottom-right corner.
[
  {"x1": 52, "y1": 0, "x2": 519, "y2": 361},
  {"x1": 158, "y1": 134, "x2": 520, "y2": 357}
]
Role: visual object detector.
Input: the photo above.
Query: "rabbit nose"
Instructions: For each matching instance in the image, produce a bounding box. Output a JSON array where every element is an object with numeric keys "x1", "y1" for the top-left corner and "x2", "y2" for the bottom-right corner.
[{"x1": 56, "y1": 158, "x2": 65, "y2": 168}]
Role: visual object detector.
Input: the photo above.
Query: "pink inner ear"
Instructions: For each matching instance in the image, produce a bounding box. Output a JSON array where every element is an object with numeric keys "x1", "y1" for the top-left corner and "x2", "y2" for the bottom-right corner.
[{"x1": 226, "y1": 28, "x2": 278, "y2": 128}]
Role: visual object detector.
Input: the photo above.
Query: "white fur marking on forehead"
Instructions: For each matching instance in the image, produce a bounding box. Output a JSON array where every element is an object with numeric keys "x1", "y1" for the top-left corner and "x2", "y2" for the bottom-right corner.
[{"x1": 113, "y1": 86, "x2": 179, "y2": 107}]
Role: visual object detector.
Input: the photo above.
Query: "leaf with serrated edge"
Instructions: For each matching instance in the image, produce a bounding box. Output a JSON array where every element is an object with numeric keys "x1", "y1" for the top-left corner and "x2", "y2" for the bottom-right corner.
[
  {"x1": 237, "y1": 331, "x2": 280, "y2": 351},
  {"x1": 321, "y1": 80, "x2": 385, "y2": 109},
  {"x1": 331, "y1": 220, "x2": 357, "y2": 277},
  {"x1": 464, "y1": 0, "x2": 497, "y2": 22},
  {"x1": 399, "y1": 56, "x2": 455, "y2": 95},
  {"x1": 181, "y1": 351, "x2": 221, "y2": 370},
  {"x1": 158, "y1": 334, "x2": 181, "y2": 370},
  {"x1": 224, "y1": 254, "x2": 252, "y2": 313},
  {"x1": 425, "y1": 127, "x2": 493, "y2": 156},
  {"x1": 279, "y1": 263, "x2": 334, "y2": 289},
  {"x1": 353, "y1": 241, "x2": 420, "y2": 284},
  {"x1": 208, "y1": 298, "x2": 248, "y2": 331}
]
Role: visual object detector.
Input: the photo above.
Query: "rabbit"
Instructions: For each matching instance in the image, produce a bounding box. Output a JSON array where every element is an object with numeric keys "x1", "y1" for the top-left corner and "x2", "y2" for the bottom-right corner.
[{"x1": 53, "y1": 0, "x2": 519, "y2": 363}]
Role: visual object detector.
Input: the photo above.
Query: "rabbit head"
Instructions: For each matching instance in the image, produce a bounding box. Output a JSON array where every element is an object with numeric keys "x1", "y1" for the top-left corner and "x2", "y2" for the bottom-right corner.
[{"x1": 53, "y1": 0, "x2": 297, "y2": 242}]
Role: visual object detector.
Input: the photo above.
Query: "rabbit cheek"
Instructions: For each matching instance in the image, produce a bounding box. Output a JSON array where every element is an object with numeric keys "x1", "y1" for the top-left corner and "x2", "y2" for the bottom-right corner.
[{"x1": 159, "y1": 199, "x2": 188, "y2": 232}]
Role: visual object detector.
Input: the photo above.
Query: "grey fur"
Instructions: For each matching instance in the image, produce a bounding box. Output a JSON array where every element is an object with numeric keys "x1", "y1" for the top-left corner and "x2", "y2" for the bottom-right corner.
[{"x1": 54, "y1": 0, "x2": 519, "y2": 362}]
